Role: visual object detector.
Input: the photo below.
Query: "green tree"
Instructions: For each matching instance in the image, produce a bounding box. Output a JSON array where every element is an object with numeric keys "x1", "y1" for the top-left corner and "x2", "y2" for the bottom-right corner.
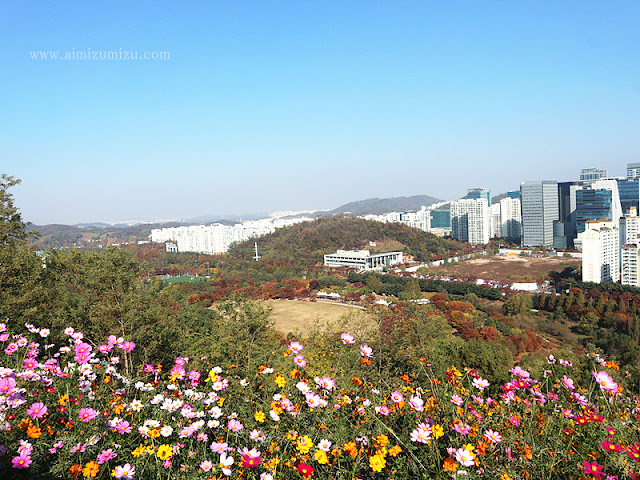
[{"x1": 400, "y1": 278, "x2": 422, "y2": 300}]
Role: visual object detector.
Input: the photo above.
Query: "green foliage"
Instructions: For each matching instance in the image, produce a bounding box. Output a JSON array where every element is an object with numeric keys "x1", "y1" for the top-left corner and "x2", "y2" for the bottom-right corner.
[{"x1": 503, "y1": 294, "x2": 533, "y2": 316}]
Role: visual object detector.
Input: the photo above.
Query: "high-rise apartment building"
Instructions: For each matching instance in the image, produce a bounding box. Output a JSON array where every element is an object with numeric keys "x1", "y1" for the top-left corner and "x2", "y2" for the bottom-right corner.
[
  {"x1": 450, "y1": 198, "x2": 489, "y2": 245},
  {"x1": 621, "y1": 244, "x2": 640, "y2": 286},
  {"x1": 520, "y1": 180, "x2": 559, "y2": 247},
  {"x1": 499, "y1": 197, "x2": 522, "y2": 240},
  {"x1": 490, "y1": 203, "x2": 501, "y2": 239},
  {"x1": 580, "y1": 219, "x2": 619, "y2": 283}
]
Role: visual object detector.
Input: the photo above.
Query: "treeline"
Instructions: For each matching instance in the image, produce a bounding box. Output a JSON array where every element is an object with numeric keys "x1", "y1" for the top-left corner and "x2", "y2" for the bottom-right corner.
[
  {"x1": 534, "y1": 287, "x2": 640, "y2": 378},
  {"x1": 347, "y1": 272, "x2": 502, "y2": 300},
  {"x1": 228, "y1": 216, "x2": 472, "y2": 265}
]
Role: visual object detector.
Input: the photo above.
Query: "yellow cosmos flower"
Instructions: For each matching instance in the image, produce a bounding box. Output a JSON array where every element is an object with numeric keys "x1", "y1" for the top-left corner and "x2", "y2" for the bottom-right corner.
[
  {"x1": 275, "y1": 374, "x2": 286, "y2": 388},
  {"x1": 157, "y1": 444, "x2": 173, "y2": 461},
  {"x1": 433, "y1": 424, "x2": 444, "y2": 439},
  {"x1": 314, "y1": 449, "x2": 329, "y2": 464},
  {"x1": 296, "y1": 435, "x2": 313, "y2": 454},
  {"x1": 369, "y1": 453, "x2": 386, "y2": 472},
  {"x1": 132, "y1": 445, "x2": 145, "y2": 458},
  {"x1": 255, "y1": 411, "x2": 266, "y2": 423}
]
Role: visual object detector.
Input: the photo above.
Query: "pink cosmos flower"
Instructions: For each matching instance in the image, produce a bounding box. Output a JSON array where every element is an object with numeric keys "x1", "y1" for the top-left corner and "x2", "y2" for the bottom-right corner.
[
  {"x1": 455, "y1": 448, "x2": 475, "y2": 467},
  {"x1": 375, "y1": 405, "x2": 390, "y2": 416},
  {"x1": 12, "y1": 454, "x2": 32, "y2": 469},
  {"x1": 593, "y1": 371, "x2": 619, "y2": 393},
  {"x1": 0, "y1": 377, "x2": 16, "y2": 394},
  {"x1": 453, "y1": 422, "x2": 471, "y2": 436},
  {"x1": 472, "y1": 377, "x2": 490, "y2": 391},
  {"x1": 97, "y1": 448, "x2": 117, "y2": 464},
  {"x1": 78, "y1": 408, "x2": 97, "y2": 422},
  {"x1": 390, "y1": 391, "x2": 404, "y2": 403},
  {"x1": 562, "y1": 375, "x2": 575, "y2": 390},
  {"x1": 288, "y1": 341, "x2": 303, "y2": 353},
  {"x1": 293, "y1": 355, "x2": 306, "y2": 368},
  {"x1": 120, "y1": 341, "x2": 135, "y2": 353},
  {"x1": 27, "y1": 402, "x2": 47, "y2": 419},
  {"x1": 510, "y1": 366, "x2": 530, "y2": 378},
  {"x1": 228, "y1": 419, "x2": 243, "y2": 432},
  {"x1": 410, "y1": 422, "x2": 432, "y2": 443},
  {"x1": 210, "y1": 442, "x2": 229, "y2": 454},
  {"x1": 359, "y1": 344, "x2": 373, "y2": 358},
  {"x1": 113, "y1": 463, "x2": 135, "y2": 479},
  {"x1": 200, "y1": 460, "x2": 213, "y2": 472},
  {"x1": 74, "y1": 342, "x2": 92, "y2": 355},
  {"x1": 451, "y1": 394, "x2": 464, "y2": 406},
  {"x1": 340, "y1": 333, "x2": 355, "y2": 344},
  {"x1": 484, "y1": 429, "x2": 503, "y2": 443},
  {"x1": 115, "y1": 420, "x2": 132, "y2": 434},
  {"x1": 23, "y1": 358, "x2": 38, "y2": 370},
  {"x1": 409, "y1": 395, "x2": 424, "y2": 412}
]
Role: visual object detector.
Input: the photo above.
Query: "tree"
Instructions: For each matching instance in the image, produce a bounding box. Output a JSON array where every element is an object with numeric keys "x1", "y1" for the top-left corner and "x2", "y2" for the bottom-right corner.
[
  {"x1": 400, "y1": 278, "x2": 422, "y2": 300},
  {"x1": 0, "y1": 174, "x2": 30, "y2": 247}
]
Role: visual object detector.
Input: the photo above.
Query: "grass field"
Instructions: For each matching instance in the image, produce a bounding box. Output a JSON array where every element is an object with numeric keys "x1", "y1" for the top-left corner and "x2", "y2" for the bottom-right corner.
[{"x1": 266, "y1": 300, "x2": 364, "y2": 335}]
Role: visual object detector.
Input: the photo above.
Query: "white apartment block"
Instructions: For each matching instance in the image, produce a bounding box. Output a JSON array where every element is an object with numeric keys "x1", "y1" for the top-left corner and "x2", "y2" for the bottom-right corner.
[
  {"x1": 580, "y1": 219, "x2": 619, "y2": 284},
  {"x1": 150, "y1": 217, "x2": 310, "y2": 254},
  {"x1": 621, "y1": 244, "x2": 639, "y2": 286},
  {"x1": 500, "y1": 197, "x2": 522, "y2": 240},
  {"x1": 621, "y1": 210, "x2": 640, "y2": 245},
  {"x1": 490, "y1": 203, "x2": 501, "y2": 239},
  {"x1": 450, "y1": 198, "x2": 489, "y2": 245}
]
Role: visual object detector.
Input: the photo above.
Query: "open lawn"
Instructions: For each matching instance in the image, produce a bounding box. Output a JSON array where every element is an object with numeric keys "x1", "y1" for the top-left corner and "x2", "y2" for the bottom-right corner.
[
  {"x1": 422, "y1": 254, "x2": 580, "y2": 284},
  {"x1": 266, "y1": 299, "x2": 364, "y2": 335}
]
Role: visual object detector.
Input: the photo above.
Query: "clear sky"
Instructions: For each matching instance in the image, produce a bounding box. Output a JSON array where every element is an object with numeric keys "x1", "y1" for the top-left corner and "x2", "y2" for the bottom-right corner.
[{"x1": 1, "y1": 1, "x2": 639, "y2": 225}]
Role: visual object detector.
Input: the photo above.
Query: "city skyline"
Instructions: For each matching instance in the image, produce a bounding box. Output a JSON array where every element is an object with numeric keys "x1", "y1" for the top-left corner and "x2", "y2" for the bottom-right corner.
[{"x1": 2, "y1": 1, "x2": 639, "y2": 225}]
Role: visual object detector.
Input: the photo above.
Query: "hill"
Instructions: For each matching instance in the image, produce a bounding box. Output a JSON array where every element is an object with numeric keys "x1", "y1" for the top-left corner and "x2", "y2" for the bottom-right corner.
[
  {"x1": 228, "y1": 216, "x2": 472, "y2": 266},
  {"x1": 321, "y1": 195, "x2": 442, "y2": 216}
]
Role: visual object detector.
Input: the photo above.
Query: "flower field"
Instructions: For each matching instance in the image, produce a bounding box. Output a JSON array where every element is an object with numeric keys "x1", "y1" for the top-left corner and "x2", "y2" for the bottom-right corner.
[{"x1": 1, "y1": 320, "x2": 639, "y2": 479}]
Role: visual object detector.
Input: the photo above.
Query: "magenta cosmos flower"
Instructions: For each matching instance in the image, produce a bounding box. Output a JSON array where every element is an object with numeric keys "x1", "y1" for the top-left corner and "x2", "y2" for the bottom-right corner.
[
  {"x1": 27, "y1": 402, "x2": 47, "y2": 419},
  {"x1": 78, "y1": 408, "x2": 97, "y2": 422},
  {"x1": 12, "y1": 454, "x2": 32, "y2": 469}
]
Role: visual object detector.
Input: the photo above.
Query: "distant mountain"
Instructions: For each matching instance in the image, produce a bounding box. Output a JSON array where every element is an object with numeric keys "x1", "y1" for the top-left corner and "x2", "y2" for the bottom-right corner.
[{"x1": 321, "y1": 195, "x2": 442, "y2": 217}]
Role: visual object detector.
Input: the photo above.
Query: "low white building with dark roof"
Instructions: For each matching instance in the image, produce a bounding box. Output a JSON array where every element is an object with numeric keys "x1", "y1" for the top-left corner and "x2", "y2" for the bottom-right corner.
[{"x1": 324, "y1": 249, "x2": 403, "y2": 271}]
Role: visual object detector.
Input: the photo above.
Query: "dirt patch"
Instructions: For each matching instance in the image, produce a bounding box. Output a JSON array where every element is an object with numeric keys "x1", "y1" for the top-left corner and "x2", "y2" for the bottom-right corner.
[{"x1": 424, "y1": 255, "x2": 580, "y2": 284}]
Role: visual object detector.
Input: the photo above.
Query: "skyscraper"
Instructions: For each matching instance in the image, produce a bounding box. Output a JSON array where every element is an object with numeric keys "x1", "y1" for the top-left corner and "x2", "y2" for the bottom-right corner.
[
  {"x1": 575, "y1": 179, "x2": 622, "y2": 234},
  {"x1": 617, "y1": 178, "x2": 640, "y2": 214},
  {"x1": 520, "y1": 181, "x2": 559, "y2": 247}
]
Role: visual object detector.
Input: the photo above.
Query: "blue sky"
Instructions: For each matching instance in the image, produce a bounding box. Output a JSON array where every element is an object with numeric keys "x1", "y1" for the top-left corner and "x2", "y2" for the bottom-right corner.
[{"x1": 1, "y1": 1, "x2": 639, "y2": 224}]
